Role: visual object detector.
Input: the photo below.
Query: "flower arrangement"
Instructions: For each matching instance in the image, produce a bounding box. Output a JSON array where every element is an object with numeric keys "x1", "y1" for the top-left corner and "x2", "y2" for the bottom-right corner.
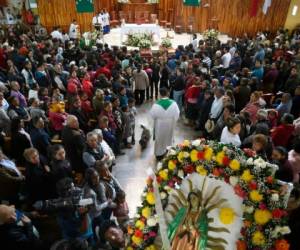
[
  {"x1": 203, "y1": 29, "x2": 220, "y2": 41},
  {"x1": 161, "y1": 37, "x2": 172, "y2": 48},
  {"x1": 125, "y1": 33, "x2": 154, "y2": 49},
  {"x1": 117, "y1": 0, "x2": 129, "y2": 3},
  {"x1": 126, "y1": 139, "x2": 291, "y2": 250}
]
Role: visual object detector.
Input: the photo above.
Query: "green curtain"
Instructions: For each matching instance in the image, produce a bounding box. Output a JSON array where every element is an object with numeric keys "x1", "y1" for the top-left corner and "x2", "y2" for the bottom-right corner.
[
  {"x1": 75, "y1": 0, "x2": 94, "y2": 13},
  {"x1": 183, "y1": 0, "x2": 201, "y2": 6}
]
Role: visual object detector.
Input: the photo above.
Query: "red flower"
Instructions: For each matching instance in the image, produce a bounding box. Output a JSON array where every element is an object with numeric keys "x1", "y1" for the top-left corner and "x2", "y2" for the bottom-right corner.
[
  {"x1": 156, "y1": 176, "x2": 162, "y2": 184},
  {"x1": 168, "y1": 180, "x2": 175, "y2": 188},
  {"x1": 249, "y1": 181, "x2": 258, "y2": 190},
  {"x1": 243, "y1": 148, "x2": 256, "y2": 157},
  {"x1": 197, "y1": 151, "x2": 205, "y2": 160},
  {"x1": 149, "y1": 231, "x2": 157, "y2": 238},
  {"x1": 184, "y1": 164, "x2": 195, "y2": 174},
  {"x1": 224, "y1": 176, "x2": 229, "y2": 183},
  {"x1": 213, "y1": 168, "x2": 221, "y2": 177},
  {"x1": 143, "y1": 234, "x2": 149, "y2": 241},
  {"x1": 234, "y1": 185, "x2": 247, "y2": 198},
  {"x1": 134, "y1": 229, "x2": 143, "y2": 238},
  {"x1": 259, "y1": 203, "x2": 267, "y2": 210},
  {"x1": 272, "y1": 208, "x2": 284, "y2": 219},
  {"x1": 266, "y1": 176, "x2": 273, "y2": 184},
  {"x1": 222, "y1": 156, "x2": 230, "y2": 166}
]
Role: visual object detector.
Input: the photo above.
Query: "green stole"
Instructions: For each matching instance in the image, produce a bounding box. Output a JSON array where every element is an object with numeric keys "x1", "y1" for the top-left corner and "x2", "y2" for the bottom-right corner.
[{"x1": 156, "y1": 98, "x2": 173, "y2": 110}]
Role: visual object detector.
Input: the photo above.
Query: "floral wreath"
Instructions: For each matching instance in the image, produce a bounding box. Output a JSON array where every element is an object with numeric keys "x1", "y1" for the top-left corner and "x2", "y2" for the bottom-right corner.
[{"x1": 126, "y1": 139, "x2": 291, "y2": 250}]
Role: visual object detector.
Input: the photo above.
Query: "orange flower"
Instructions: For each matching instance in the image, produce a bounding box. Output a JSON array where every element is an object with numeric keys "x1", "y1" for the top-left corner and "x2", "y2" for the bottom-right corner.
[
  {"x1": 213, "y1": 168, "x2": 221, "y2": 177},
  {"x1": 275, "y1": 239, "x2": 290, "y2": 250},
  {"x1": 236, "y1": 240, "x2": 247, "y2": 250}
]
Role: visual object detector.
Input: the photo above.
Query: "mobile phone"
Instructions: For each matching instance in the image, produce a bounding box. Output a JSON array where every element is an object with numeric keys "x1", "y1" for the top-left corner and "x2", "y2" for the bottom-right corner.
[{"x1": 15, "y1": 210, "x2": 23, "y2": 222}]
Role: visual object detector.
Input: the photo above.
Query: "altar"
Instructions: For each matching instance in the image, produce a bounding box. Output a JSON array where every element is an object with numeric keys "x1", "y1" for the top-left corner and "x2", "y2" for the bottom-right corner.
[{"x1": 120, "y1": 23, "x2": 160, "y2": 42}]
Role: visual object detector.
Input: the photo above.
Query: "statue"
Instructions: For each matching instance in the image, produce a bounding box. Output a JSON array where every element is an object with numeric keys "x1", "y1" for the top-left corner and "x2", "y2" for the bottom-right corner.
[{"x1": 167, "y1": 178, "x2": 230, "y2": 250}]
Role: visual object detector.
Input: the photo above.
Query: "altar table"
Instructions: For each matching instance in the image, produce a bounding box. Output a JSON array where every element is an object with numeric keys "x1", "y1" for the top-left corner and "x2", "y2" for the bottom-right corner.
[{"x1": 121, "y1": 23, "x2": 160, "y2": 42}]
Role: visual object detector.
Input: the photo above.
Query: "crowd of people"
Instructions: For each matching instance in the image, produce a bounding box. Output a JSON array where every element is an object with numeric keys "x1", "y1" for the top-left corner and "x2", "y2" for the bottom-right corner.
[{"x1": 0, "y1": 19, "x2": 300, "y2": 249}]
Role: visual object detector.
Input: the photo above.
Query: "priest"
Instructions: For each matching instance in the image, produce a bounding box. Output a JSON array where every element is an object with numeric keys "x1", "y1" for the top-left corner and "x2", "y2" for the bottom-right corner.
[{"x1": 150, "y1": 88, "x2": 180, "y2": 160}]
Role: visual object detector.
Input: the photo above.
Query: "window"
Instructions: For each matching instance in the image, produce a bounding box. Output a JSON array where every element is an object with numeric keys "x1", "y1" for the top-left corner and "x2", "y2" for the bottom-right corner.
[{"x1": 292, "y1": 5, "x2": 298, "y2": 16}]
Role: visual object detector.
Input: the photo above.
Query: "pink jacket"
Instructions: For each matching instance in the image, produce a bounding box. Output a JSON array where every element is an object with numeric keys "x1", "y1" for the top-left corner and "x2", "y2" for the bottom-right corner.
[{"x1": 288, "y1": 150, "x2": 300, "y2": 183}]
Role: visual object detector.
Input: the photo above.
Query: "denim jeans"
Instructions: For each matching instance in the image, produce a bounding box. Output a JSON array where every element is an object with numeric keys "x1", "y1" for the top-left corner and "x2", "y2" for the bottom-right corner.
[{"x1": 173, "y1": 90, "x2": 184, "y2": 112}]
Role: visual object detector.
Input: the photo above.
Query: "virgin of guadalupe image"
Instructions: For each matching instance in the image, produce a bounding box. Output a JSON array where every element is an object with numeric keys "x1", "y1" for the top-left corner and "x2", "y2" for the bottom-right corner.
[{"x1": 167, "y1": 179, "x2": 231, "y2": 250}]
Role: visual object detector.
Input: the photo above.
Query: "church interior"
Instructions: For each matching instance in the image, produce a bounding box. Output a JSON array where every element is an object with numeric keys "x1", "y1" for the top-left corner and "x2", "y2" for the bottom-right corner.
[{"x1": 0, "y1": 0, "x2": 300, "y2": 250}]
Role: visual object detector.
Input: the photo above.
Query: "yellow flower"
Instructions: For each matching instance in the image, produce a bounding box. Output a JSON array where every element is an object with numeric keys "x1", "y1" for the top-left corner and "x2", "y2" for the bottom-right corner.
[
  {"x1": 250, "y1": 190, "x2": 263, "y2": 202},
  {"x1": 127, "y1": 247, "x2": 134, "y2": 250},
  {"x1": 254, "y1": 209, "x2": 272, "y2": 225},
  {"x1": 252, "y1": 231, "x2": 265, "y2": 246},
  {"x1": 216, "y1": 151, "x2": 225, "y2": 165},
  {"x1": 182, "y1": 140, "x2": 190, "y2": 147},
  {"x1": 204, "y1": 147, "x2": 213, "y2": 161},
  {"x1": 145, "y1": 245, "x2": 157, "y2": 250},
  {"x1": 159, "y1": 169, "x2": 168, "y2": 181},
  {"x1": 146, "y1": 192, "x2": 155, "y2": 205},
  {"x1": 135, "y1": 220, "x2": 145, "y2": 230},
  {"x1": 190, "y1": 149, "x2": 198, "y2": 162},
  {"x1": 142, "y1": 206, "x2": 151, "y2": 219},
  {"x1": 196, "y1": 165, "x2": 207, "y2": 176},
  {"x1": 177, "y1": 151, "x2": 184, "y2": 163},
  {"x1": 229, "y1": 159, "x2": 240, "y2": 171},
  {"x1": 168, "y1": 160, "x2": 176, "y2": 170},
  {"x1": 219, "y1": 207, "x2": 235, "y2": 225},
  {"x1": 132, "y1": 235, "x2": 143, "y2": 245},
  {"x1": 241, "y1": 170, "x2": 254, "y2": 182}
]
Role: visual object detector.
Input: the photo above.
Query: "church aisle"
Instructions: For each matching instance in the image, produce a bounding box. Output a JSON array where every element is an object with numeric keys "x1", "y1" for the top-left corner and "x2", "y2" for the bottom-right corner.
[{"x1": 112, "y1": 101, "x2": 198, "y2": 217}]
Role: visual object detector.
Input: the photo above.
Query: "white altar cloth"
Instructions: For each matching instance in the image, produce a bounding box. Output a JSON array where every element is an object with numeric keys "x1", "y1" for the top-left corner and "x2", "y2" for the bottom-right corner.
[{"x1": 120, "y1": 23, "x2": 160, "y2": 42}]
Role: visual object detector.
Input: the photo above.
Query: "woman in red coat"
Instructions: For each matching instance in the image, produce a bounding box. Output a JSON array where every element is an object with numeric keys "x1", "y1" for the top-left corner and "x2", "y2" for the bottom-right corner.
[
  {"x1": 185, "y1": 78, "x2": 202, "y2": 126},
  {"x1": 271, "y1": 113, "x2": 295, "y2": 147}
]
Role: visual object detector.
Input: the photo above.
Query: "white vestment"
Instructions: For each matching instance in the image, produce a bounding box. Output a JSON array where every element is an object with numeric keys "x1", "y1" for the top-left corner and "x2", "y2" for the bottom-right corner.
[
  {"x1": 150, "y1": 98, "x2": 180, "y2": 156},
  {"x1": 69, "y1": 23, "x2": 79, "y2": 39}
]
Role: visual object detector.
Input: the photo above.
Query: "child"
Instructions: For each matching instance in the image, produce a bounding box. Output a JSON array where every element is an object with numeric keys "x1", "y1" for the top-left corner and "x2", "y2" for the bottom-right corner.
[
  {"x1": 252, "y1": 134, "x2": 268, "y2": 160},
  {"x1": 118, "y1": 86, "x2": 128, "y2": 108},
  {"x1": 121, "y1": 105, "x2": 132, "y2": 148},
  {"x1": 80, "y1": 92, "x2": 93, "y2": 117},
  {"x1": 272, "y1": 146, "x2": 294, "y2": 183},
  {"x1": 113, "y1": 190, "x2": 129, "y2": 230},
  {"x1": 128, "y1": 98, "x2": 137, "y2": 145},
  {"x1": 267, "y1": 109, "x2": 278, "y2": 129}
]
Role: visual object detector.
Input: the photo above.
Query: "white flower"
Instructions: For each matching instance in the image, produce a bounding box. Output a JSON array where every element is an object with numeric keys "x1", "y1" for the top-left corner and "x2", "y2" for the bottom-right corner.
[
  {"x1": 160, "y1": 191, "x2": 167, "y2": 200},
  {"x1": 243, "y1": 205, "x2": 254, "y2": 213},
  {"x1": 157, "y1": 162, "x2": 162, "y2": 171},
  {"x1": 168, "y1": 149, "x2": 177, "y2": 156},
  {"x1": 246, "y1": 157, "x2": 254, "y2": 165},
  {"x1": 271, "y1": 193, "x2": 279, "y2": 202},
  {"x1": 222, "y1": 146, "x2": 228, "y2": 152},
  {"x1": 178, "y1": 170, "x2": 184, "y2": 178},
  {"x1": 183, "y1": 152, "x2": 190, "y2": 158},
  {"x1": 192, "y1": 139, "x2": 201, "y2": 147},
  {"x1": 135, "y1": 213, "x2": 141, "y2": 218},
  {"x1": 254, "y1": 157, "x2": 266, "y2": 169},
  {"x1": 142, "y1": 192, "x2": 147, "y2": 197},
  {"x1": 229, "y1": 176, "x2": 239, "y2": 186},
  {"x1": 164, "y1": 186, "x2": 171, "y2": 192},
  {"x1": 147, "y1": 217, "x2": 158, "y2": 227},
  {"x1": 280, "y1": 226, "x2": 291, "y2": 235}
]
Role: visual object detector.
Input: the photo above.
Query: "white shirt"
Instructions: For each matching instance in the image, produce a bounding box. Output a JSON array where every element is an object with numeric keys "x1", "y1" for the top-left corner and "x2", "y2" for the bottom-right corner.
[
  {"x1": 6, "y1": 13, "x2": 15, "y2": 25},
  {"x1": 210, "y1": 96, "x2": 224, "y2": 119},
  {"x1": 221, "y1": 52, "x2": 232, "y2": 69},
  {"x1": 192, "y1": 39, "x2": 198, "y2": 50},
  {"x1": 51, "y1": 30, "x2": 63, "y2": 41},
  {"x1": 220, "y1": 126, "x2": 241, "y2": 147},
  {"x1": 103, "y1": 12, "x2": 110, "y2": 26}
]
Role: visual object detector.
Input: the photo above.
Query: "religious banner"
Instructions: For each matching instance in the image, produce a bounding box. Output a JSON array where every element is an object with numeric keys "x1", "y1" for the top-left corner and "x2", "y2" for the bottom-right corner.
[
  {"x1": 249, "y1": 0, "x2": 261, "y2": 17},
  {"x1": 75, "y1": 0, "x2": 94, "y2": 13},
  {"x1": 183, "y1": 0, "x2": 201, "y2": 6}
]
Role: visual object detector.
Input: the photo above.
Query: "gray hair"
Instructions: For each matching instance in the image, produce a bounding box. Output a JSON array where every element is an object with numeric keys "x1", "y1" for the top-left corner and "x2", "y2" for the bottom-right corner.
[
  {"x1": 86, "y1": 132, "x2": 97, "y2": 141},
  {"x1": 92, "y1": 129, "x2": 103, "y2": 138}
]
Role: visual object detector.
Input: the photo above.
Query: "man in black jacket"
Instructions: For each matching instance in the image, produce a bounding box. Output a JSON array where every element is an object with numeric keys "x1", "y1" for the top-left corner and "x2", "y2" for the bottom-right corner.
[
  {"x1": 62, "y1": 115, "x2": 85, "y2": 173},
  {"x1": 0, "y1": 204, "x2": 42, "y2": 250}
]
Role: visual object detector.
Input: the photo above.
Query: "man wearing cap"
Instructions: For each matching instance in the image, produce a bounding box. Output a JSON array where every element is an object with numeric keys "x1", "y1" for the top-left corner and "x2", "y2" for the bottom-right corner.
[{"x1": 150, "y1": 88, "x2": 180, "y2": 160}]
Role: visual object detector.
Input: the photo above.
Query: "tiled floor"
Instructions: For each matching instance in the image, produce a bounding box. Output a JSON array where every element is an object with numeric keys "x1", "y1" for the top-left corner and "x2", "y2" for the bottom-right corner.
[{"x1": 112, "y1": 101, "x2": 198, "y2": 217}]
